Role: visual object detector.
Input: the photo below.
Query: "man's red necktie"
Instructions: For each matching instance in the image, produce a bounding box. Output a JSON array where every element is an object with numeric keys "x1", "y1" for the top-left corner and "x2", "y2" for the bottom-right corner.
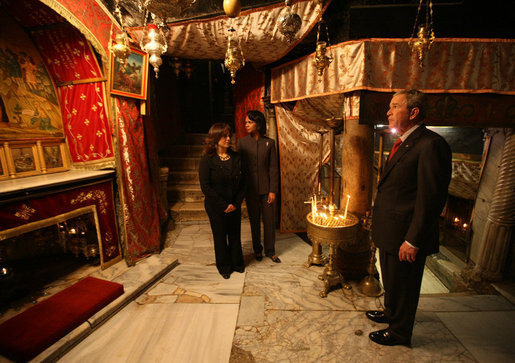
[{"x1": 388, "y1": 138, "x2": 402, "y2": 161}]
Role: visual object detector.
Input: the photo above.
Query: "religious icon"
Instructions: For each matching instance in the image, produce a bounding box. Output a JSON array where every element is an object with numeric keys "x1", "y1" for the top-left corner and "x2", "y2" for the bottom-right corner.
[{"x1": 109, "y1": 47, "x2": 148, "y2": 100}]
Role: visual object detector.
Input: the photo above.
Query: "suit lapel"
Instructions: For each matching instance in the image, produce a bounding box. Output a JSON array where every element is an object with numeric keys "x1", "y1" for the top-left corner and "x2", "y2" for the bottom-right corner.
[{"x1": 378, "y1": 126, "x2": 427, "y2": 187}]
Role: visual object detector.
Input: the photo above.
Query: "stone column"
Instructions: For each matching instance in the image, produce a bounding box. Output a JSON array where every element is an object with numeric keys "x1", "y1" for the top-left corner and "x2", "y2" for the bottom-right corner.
[
  {"x1": 473, "y1": 128, "x2": 515, "y2": 281},
  {"x1": 262, "y1": 96, "x2": 278, "y2": 143},
  {"x1": 336, "y1": 118, "x2": 374, "y2": 279}
]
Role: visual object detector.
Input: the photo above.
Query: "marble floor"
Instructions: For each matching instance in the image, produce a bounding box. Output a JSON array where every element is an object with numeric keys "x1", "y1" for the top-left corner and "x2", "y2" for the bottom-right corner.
[{"x1": 5, "y1": 223, "x2": 515, "y2": 363}]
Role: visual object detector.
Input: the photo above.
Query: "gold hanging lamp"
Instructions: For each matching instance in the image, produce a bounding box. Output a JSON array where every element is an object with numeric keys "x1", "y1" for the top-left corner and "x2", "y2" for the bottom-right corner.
[
  {"x1": 409, "y1": 0, "x2": 435, "y2": 67},
  {"x1": 109, "y1": 0, "x2": 131, "y2": 67},
  {"x1": 313, "y1": 19, "x2": 333, "y2": 77},
  {"x1": 224, "y1": 27, "x2": 245, "y2": 84}
]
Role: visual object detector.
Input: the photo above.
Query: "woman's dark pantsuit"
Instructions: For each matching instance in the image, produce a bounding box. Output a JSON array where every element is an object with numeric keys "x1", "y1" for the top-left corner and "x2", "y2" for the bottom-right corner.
[
  {"x1": 207, "y1": 207, "x2": 244, "y2": 275},
  {"x1": 246, "y1": 193, "x2": 275, "y2": 257}
]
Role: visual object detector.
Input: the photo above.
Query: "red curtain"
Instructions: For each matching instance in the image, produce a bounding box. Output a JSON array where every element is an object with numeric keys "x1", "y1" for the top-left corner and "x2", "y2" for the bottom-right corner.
[
  {"x1": 32, "y1": 25, "x2": 115, "y2": 167},
  {"x1": 115, "y1": 97, "x2": 161, "y2": 264},
  {"x1": 232, "y1": 66, "x2": 265, "y2": 139}
]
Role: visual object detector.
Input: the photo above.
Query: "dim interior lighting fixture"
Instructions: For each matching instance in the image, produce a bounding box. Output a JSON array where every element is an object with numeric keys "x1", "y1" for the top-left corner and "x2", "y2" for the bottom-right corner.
[
  {"x1": 409, "y1": 0, "x2": 435, "y2": 67},
  {"x1": 224, "y1": 27, "x2": 245, "y2": 84},
  {"x1": 140, "y1": 20, "x2": 168, "y2": 78},
  {"x1": 109, "y1": 0, "x2": 131, "y2": 66},
  {"x1": 279, "y1": 0, "x2": 302, "y2": 43},
  {"x1": 313, "y1": 19, "x2": 333, "y2": 77}
]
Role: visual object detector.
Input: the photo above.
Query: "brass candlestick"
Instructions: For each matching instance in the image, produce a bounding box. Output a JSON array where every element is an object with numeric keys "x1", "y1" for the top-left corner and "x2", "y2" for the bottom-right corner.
[{"x1": 358, "y1": 212, "x2": 383, "y2": 296}]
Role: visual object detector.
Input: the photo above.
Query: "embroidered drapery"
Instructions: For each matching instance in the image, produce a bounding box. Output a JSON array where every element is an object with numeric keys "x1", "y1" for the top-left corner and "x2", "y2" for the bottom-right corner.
[
  {"x1": 275, "y1": 94, "x2": 360, "y2": 232},
  {"x1": 127, "y1": 0, "x2": 329, "y2": 65},
  {"x1": 115, "y1": 97, "x2": 161, "y2": 265},
  {"x1": 32, "y1": 25, "x2": 115, "y2": 168},
  {"x1": 0, "y1": 180, "x2": 121, "y2": 268},
  {"x1": 232, "y1": 66, "x2": 265, "y2": 139},
  {"x1": 271, "y1": 39, "x2": 515, "y2": 103}
]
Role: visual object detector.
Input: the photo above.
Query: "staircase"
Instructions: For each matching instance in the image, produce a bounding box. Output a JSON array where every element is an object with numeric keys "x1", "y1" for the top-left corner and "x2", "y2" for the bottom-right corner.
[
  {"x1": 162, "y1": 134, "x2": 208, "y2": 224},
  {"x1": 163, "y1": 134, "x2": 247, "y2": 225}
]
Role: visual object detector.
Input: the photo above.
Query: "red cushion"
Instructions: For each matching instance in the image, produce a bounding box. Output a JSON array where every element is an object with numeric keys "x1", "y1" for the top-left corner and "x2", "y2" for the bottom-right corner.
[{"x1": 0, "y1": 276, "x2": 124, "y2": 362}]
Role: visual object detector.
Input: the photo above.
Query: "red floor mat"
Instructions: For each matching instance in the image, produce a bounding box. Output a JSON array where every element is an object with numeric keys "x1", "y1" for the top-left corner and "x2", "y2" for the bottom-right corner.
[{"x1": 0, "y1": 276, "x2": 124, "y2": 362}]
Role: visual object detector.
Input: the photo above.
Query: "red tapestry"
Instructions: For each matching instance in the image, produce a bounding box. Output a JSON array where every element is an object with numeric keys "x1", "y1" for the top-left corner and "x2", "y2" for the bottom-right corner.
[
  {"x1": 58, "y1": 83, "x2": 114, "y2": 165},
  {"x1": 0, "y1": 181, "x2": 121, "y2": 267},
  {"x1": 44, "y1": 0, "x2": 112, "y2": 58},
  {"x1": 116, "y1": 97, "x2": 161, "y2": 264},
  {"x1": 31, "y1": 26, "x2": 103, "y2": 83},
  {"x1": 31, "y1": 23, "x2": 114, "y2": 167},
  {"x1": 232, "y1": 66, "x2": 265, "y2": 139}
]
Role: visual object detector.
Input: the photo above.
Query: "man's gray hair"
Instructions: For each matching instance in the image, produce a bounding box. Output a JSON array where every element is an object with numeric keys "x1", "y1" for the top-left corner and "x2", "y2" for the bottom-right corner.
[{"x1": 394, "y1": 89, "x2": 428, "y2": 120}]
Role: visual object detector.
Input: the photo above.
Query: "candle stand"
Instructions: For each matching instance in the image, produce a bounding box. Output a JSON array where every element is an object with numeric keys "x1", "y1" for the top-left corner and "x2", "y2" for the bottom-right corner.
[{"x1": 307, "y1": 211, "x2": 359, "y2": 297}]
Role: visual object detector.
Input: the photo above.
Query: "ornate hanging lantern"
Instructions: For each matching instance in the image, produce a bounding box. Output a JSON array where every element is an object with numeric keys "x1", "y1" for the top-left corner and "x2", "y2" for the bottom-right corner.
[
  {"x1": 409, "y1": 0, "x2": 435, "y2": 67},
  {"x1": 224, "y1": 27, "x2": 245, "y2": 84},
  {"x1": 109, "y1": 1, "x2": 131, "y2": 66},
  {"x1": 313, "y1": 20, "x2": 333, "y2": 77},
  {"x1": 279, "y1": 0, "x2": 302, "y2": 43},
  {"x1": 140, "y1": 23, "x2": 168, "y2": 78}
]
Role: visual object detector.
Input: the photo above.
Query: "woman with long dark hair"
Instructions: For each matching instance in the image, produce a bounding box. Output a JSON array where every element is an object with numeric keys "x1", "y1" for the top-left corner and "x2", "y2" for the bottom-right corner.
[
  {"x1": 237, "y1": 110, "x2": 280, "y2": 263},
  {"x1": 199, "y1": 123, "x2": 246, "y2": 279}
]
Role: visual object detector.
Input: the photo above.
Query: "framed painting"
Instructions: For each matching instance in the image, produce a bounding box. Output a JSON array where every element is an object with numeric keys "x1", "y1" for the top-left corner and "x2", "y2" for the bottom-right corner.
[
  {"x1": 0, "y1": 147, "x2": 7, "y2": 180},
  {"x1": 109, "y1": 47, "x2": 148, "y2": 100},
  {"x1": 37, "y1": 140, "x2": 70, "y2": 173},
  {"x1": 5, "y1": 142, "x2": 41, "y2": 177}
]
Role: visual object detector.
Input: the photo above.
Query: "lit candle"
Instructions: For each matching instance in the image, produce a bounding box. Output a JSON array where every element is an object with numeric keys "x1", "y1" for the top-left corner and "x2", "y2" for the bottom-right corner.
[{"x1": 343, "y1": 194, "x2": 350, "y2": 220}]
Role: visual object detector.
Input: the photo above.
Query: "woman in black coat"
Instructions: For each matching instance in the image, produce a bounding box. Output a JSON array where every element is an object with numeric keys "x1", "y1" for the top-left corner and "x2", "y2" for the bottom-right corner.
[{"x1": 199, "y1": 123, "x2": 246, "y2": 279}]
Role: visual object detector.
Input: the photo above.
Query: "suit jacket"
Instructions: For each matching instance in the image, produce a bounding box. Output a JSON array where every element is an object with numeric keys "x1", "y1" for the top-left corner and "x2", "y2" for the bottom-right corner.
[
  {"x1": 237, "y1": 135, "x2": 279, "y2": 195},
  {"x1": 198, "y1": 150, "x2": 246, "y2": 215},
  {"x1": 372, "y1": 125, "x2": 452, "y2": 255}
]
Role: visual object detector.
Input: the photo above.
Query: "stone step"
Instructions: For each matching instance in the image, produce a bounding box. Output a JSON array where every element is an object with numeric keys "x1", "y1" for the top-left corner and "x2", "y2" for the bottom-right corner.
[
  {"x1": 162, "y1": 156, "x2": 199, "y2": 171},
  {"x1": 168, "y1": 170, "x2": 199, "y2": 185},
  {"x1": 170, "y1": 201, "x2": 248, "y2": 224},
  {"x1": 181, "y1": 133, "x2": 207, "y2": 145},
  {"x1": 168, "y1": 185, "x2": 204, "y2": 203},
  {"x1": 168, "y1": 145, "x2": 204, "y2": 158}
]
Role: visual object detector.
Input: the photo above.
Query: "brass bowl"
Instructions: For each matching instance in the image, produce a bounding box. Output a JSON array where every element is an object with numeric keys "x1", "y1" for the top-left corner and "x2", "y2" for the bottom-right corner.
[{"x1": 306, "y1": 212, "x2": 359, "y2": 248}]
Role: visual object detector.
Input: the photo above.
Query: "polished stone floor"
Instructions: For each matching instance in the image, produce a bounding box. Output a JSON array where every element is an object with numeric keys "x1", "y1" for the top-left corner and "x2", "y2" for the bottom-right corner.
[{"x1": 3, "y1": 223, "x2": 514, "y2": 362}]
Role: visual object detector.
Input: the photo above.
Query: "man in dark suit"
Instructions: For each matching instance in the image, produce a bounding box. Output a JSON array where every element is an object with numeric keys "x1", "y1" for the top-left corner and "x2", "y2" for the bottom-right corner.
[
  {"x1": 367, "y1": 90, "x2": 452, "y2": 346},
  {"x1": 237, "y1": 110, "x2": 280, "y2": 263}
]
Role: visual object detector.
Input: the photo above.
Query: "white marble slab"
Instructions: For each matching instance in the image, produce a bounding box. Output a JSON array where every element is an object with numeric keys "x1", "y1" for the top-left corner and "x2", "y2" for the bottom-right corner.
[
  {"x1": 233, "y1": 311, "x2": 475, "y2": 362},
  {"x1": 157, "y1": 263, "x2": 245, "y2": 304},
  {"x1": 0, "y1": 169, "x2": 114, "y2": 194},
  {"x1": 436, "y1": 311, "x2": 515, "y2": 363},
  {"x1": 419, "y1": 294, "x2": 515, "y2": 312},
  {"x1": 59, "y1": 303, "x2": 239, "y2": 363}
]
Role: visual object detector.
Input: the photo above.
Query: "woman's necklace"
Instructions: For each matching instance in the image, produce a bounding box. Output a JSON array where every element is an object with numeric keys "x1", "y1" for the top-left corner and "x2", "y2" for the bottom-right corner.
[{"x1": 218, "y1": 153, "x2": 230, "y2": 161}]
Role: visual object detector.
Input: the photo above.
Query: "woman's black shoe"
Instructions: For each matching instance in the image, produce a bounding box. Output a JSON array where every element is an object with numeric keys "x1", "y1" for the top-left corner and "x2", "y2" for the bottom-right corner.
[
  {"x1": 234, "y1": 268, "x2": 245, "y2": 273},
  {"x1": 222, "y1": 274, "x2": 231, "y2": 279},
  {"x1": 255, "y1": 253, "x2": 263, "y2": 261},
  {"x1": 269, "y1": 255, "x2": 281, "y2": 263}
]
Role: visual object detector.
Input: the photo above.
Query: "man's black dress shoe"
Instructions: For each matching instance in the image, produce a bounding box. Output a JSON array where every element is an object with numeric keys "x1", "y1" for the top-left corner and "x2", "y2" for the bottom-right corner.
[
  {"x1": 369, "y1": 329, "x2": 410, "y2": 347},
  {"x1": 255, "y1": 253, "x2": 263, "y2": 261},
  {"x1": 222, "y1": 274, "x2": 231, "y2": 279},
  {"x1": 269, "y1": 255, "x2": 281, "y2": 263},
  {"x1": 366, "y1": 310, "x2": 388, "y2": 324}
]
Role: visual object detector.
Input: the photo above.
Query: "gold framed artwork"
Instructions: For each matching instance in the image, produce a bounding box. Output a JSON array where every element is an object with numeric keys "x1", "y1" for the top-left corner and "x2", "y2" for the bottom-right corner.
[
  {"x1": 109, "y1": 47, "x2": 148, "y2": 100},
  {"x1": 0, "y1": 147, "x2": 7, "y2": 180},
  {"x1": 5, "y1": 142, "x2": 40, "y2": 177},
  {"x1": 1, "y1": 139, "x2": 69, "y2": 179}
]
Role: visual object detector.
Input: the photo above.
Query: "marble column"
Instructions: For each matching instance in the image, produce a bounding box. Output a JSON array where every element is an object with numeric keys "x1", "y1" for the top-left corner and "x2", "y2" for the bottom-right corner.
[
  {"x1": 262, "y1": 96, "x2": 278, "y2": 143},
  {"x1": 473, "y1": 128, "x2": 515, "y2": 281},
  {"x1": 336, "y1": 118, "x2": 374, "y2": 279}
]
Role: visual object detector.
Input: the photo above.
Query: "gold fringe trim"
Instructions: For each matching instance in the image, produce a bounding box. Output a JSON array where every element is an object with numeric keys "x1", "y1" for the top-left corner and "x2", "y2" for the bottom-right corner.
[
  {"x1": 39, "y1": 0, "x2": 109, "y2": 66},
  {"x1": 71, "y1": 158, "x2": 116, "y2": 170}
]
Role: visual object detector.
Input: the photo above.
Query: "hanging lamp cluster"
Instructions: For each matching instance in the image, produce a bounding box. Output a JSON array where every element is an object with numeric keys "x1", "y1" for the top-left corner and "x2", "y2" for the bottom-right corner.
[{"x1": 409, "y1": 0, "x2": 436, "y2": 67}]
